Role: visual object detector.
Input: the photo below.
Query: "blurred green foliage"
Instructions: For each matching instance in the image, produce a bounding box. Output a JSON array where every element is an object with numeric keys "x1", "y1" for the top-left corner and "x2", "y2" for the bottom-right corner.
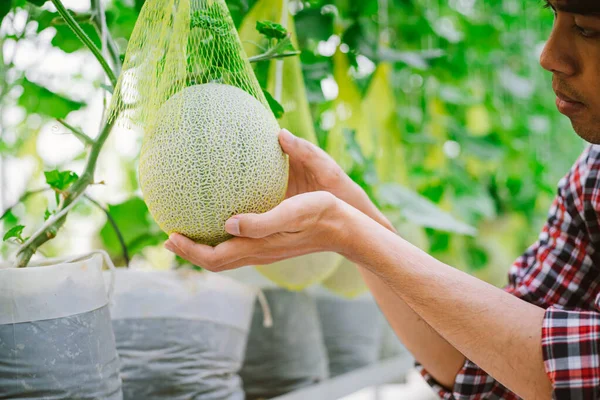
[{"x1": 0, "y1": 0, "x2": 584, "y2": 283}]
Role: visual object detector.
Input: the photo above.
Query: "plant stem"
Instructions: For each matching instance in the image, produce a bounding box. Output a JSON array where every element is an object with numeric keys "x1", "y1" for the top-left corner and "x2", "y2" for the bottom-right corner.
[
  {"x1": 90, "y1": 0, "x2": 122, "y2": 76},
  {"x1": 84, "y1": 194, "x2": 129, "y2": 267},
  {"x1": 14, "y1": 120, "x2": 115, "y2": 268},
  {"x1": 249, "y1": 50, "x2": 299, "y2": 64},
  {"x1": 11, "y1": 2, "x2": 121, "y2": 267},
  {"x1": 248, "y1": 36, "x2": 300, "y2": 64},
  {"x1": 50, "y1": 0, "x2": 117, "y2": 87},
  {"x1": 57, "y1": 119, "x2": 95, "y2": 146}
]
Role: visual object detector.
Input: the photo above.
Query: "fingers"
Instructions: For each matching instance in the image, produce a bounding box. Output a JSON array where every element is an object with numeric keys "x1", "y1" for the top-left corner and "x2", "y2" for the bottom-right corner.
[
  {"x1": 225, "y1": 192, "x2": 336, "y2": 239},
  {"x1": 279, "y1": 129, "x2": 331, "y2": 170},
  {"x1": 164, "y1": 233, "x2": 297, "y2": 272},
  {"x1": 165, "y1": 233, "x2": 262, "y2": 271},
  {"x1": 163, "y1": 192, "x2": 340, "y2": 271},
  {"x1": 278, "y1": 129, "x2": 347, "y2": 190}
]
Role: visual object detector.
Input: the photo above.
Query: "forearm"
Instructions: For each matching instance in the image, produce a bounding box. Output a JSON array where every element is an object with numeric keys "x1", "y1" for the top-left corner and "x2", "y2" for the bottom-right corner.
[
  {"x1": 358, "y1": 266, "x2": 466, "y2": 389},
  {"x1": 341, "y1": 205, "x2": 553, "y2": 399},
  {"x1": 336, "y1": 188, "x2": 466, "y2": 388},
  {"x1": 334, "y1": 180, "x2": 397, "y2": 232}
]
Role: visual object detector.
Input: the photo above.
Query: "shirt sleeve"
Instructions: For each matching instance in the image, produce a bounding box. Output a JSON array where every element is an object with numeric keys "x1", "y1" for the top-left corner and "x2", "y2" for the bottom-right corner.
[
  {"x1": 416, "y1": 361, "x2": 520, "y2": 400},
  {"x1": 416, "y1": 146, "x2": 600, "y2": 400},
  {"x1": 542, "y1": 306, "x2": 600, "y2": 399}
]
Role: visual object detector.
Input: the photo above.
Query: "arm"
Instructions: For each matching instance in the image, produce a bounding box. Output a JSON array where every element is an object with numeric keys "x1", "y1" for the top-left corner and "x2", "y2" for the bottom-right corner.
[
  {"x1": 331, "y1": 183, "x2": 467, "y2": 389},
  {"x1": 341, "y1": 206, "x2": 552, "y2": 399},
  {"x1": 165, "y1": 196, "x2": 552, "y2": 399},
  {"x1": 353, "y1": 214, "x2": 600, "y2": 399},
  {"x1": 358, "y1": 267, "x2": 466, "y2": 390},
  {"x1": 275, "y1": 129, "x2": 469, "y2": 389},
  {"x1": 343, "y1": 145, "x2": 600, "y2": 399},
  {"x1": 164, "y1": 133, "x2": 599, "y2": 399}
]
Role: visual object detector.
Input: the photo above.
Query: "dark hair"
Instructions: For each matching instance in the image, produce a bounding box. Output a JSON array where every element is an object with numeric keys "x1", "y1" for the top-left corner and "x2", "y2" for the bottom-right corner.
[{"x1": 544, "y1": 0, "x2": 600, "y2": 15}]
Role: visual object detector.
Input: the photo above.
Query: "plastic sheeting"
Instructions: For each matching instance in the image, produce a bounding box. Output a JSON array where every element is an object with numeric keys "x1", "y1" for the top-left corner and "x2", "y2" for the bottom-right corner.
[
  {"x1": 314, "y1": 289, "x2": 384, "y2": 377},
  {"x1": 0, "y1": 253, "x2": 123, "y2": 399},
  {"x1": 241, "y1": 288, "x2": 329, "y2": 399},
  {"x1": 108, "y1": 269, "x2": 256, "y2": 400}
]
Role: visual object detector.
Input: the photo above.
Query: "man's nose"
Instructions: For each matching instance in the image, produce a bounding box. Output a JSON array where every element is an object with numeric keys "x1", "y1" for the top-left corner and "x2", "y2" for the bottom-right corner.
[{"x1": 540, "y1": 20, "x2": 578, "y2": 77}]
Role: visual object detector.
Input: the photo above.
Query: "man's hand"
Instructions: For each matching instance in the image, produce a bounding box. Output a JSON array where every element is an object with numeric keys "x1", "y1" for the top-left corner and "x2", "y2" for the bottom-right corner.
[
  {"x1": 279, "y1": 129, "x2": 346, "y2": 198},
  {"x1": 278, "y1": 129, "x2": 396, "y2": 232},
  {"x1": 164, "y1": 191, "x2": 352, "y2": 271}
]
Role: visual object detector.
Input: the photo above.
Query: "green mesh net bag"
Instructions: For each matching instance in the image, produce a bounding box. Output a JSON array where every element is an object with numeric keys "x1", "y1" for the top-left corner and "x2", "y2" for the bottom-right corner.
[
  {"x1": 107, "y1": 0, "x2": 289, "y2": 247},
  {"x1": 108, "y1": 0, "x2": 269, "y2": 129}
]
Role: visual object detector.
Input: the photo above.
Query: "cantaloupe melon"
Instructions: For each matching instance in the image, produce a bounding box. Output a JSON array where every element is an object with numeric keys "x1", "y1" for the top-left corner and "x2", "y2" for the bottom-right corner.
[{"x1": 139, "y1": 83, "x2": 289, "y2": 246}]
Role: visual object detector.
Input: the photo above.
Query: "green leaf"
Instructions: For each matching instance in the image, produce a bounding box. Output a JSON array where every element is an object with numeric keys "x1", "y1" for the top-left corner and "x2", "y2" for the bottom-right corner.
[
  {"x1": 256, "y1": 20, "x2": 288, "y2": 41},
  {"x1": 44, "y1": 209, "x2": 52, "y2": 221},
  {"x1": 226, "y1": 0, "x2": 256, "y2": 28},
  {"x1": 26, "y1": 0, "x2": 47, "y2": 5},
  {"x1": 52, "y1": 23, "x2": 102, "y2": 53},
  {"x1": 294, "y1": 7, "x2": 334, "y2": 48},
  {"x1": 3, "y1": 225, "x2": 25, "y2": 242},
  {"x1": 18, "y1": 78, "x2": 85, "y2": 119},
  {"x1": 378, "y1": 48, "x2": 445, "y2": 70},
  {"x1": 0, "y1": 209, "x2": 18, "y2": 225},
  {"x1": 106, "y1": 0, "x2": 142, "y2": 40},
  {"x1": 1, "y1": 0, "x2": 26, "y2": 22},
  {"x1": 342, "y1": 129, "x2": 379, "y2": 202},
  {"x1": 99, "y1": 197, "x2": 166, "y2": 260},
  {"x1": 378, "y1": 184, "x2": 477, "y2": 236},
  {"x1": 343, "y1": 128, "x2": 366, "y2": 167},
  {"x1": 0, "y1": 2, "x2": 11, "y2": 22},
  {"x1": 44, "y1": 169, "x2": 79, "y2": 191},
  {"x1": 262, "y1": 89, "x2": 285, "y2": 119},
  {"x1": 190, "y1": 10, "x2": 228, "y2": 34},
  {"x1": 45, "y1": 169, "x2": 79, "y2": 205},
  {"x1": 34, "y1": 10, "x2": 101, "y2": 54},
  {"x1": 134, "y1": 0, "x2": 146, "y2": 11}
]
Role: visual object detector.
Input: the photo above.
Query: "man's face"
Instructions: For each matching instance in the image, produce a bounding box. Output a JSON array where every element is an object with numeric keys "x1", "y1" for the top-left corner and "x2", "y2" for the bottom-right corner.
[{"x1": 540, "y1": 0, "x2": 600, "y2": 143}]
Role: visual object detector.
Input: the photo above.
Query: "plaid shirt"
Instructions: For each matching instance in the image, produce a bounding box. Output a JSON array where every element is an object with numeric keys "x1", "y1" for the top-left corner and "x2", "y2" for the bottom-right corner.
[{"x1": 418, "y1": 145, "x2": 600, "y2": 399}]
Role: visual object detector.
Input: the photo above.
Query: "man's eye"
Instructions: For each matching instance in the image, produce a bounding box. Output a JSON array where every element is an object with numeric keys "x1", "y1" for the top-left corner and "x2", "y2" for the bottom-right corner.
[{"x1": 575, "y1": 25, "x2": 597, "y2": 38}]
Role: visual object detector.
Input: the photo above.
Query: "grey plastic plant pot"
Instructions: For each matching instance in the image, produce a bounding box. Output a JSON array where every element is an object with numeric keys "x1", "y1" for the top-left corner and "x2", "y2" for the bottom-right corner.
[
  {"x1": 0, "y1": 252, "x2": 123, "y2": 400},
  {"x1": 106, "y1": 269, "x2": 256, "y2": 400},
  {"x1": 240, "y1": 288, "x2": 329, "y2": 400},
  {"x1": 313, "y1": 288, "x2": 385, "y2": 377}
]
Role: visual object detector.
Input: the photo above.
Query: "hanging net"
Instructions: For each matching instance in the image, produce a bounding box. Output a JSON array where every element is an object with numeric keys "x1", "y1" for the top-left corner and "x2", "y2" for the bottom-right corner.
[{"x1": 107, "y1": 0, "x2": 269, "y2": 132}]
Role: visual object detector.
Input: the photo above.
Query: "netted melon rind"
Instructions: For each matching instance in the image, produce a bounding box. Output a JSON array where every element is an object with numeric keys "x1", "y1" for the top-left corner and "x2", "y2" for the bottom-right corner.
[{"x1": 139, "y1": 83, "x2": 289, "y2": 246}]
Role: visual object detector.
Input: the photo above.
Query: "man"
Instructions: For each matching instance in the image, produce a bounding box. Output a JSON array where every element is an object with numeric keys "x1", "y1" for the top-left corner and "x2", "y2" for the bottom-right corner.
[{"x1": 164, "y1": 0, "x2": 600, "y2": 398}]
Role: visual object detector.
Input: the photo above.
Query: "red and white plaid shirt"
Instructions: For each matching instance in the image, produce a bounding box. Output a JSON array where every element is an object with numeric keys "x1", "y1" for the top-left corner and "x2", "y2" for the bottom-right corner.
[{"x1": 418, "y1": 145, "x2": 600, "y2": 399}]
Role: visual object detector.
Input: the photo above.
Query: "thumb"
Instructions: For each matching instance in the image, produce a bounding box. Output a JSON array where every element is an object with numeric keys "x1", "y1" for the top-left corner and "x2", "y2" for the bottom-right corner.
[
  {"x1": 224, "y1": 199, "x2": 299, "y2": 239},
  {"x1": 224, "y1": 193, "x2": 330, "y2": 239}
]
